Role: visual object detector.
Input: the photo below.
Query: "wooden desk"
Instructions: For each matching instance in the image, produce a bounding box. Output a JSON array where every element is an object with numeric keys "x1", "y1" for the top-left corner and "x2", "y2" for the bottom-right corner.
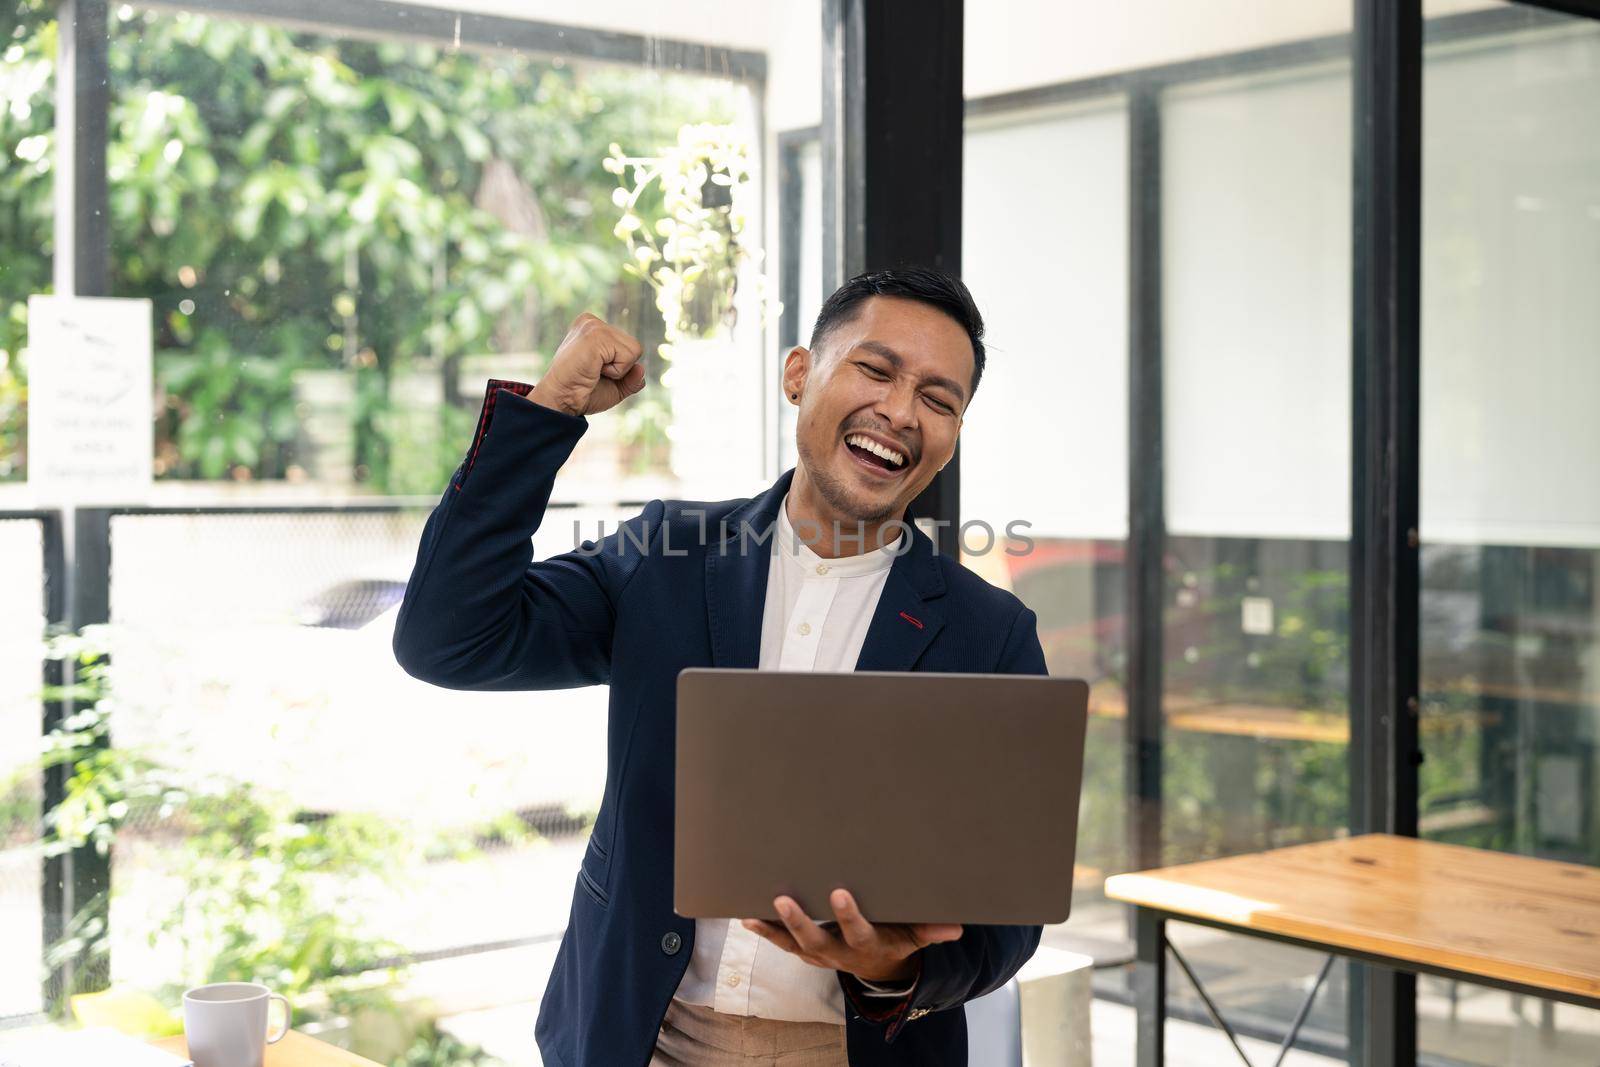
[
  {"x1": 1105, "y1": 834, "x2": 1600, "y2": 1067},
  {"x1": 1092, "y1": 690, "x2": 1506, "y2": 745},
  {"x1": 1089, "y1": 694, "x2": 1348, "y2": 743},
  {"x1": 150, "y1": 1030, "x2": 381, "y2": 1066}
]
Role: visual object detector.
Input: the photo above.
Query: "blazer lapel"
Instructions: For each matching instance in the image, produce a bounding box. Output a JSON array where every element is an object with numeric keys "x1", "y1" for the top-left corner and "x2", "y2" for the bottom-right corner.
[
  {"x1": 854, "y1": 522, "x2": 947, "y2": 672},
  {"x1": 705, "y1": 471, "x2": 792, "y2": 669},
  {"x1": 706, "y1": 476, "x2": 950, "y2": 673}
]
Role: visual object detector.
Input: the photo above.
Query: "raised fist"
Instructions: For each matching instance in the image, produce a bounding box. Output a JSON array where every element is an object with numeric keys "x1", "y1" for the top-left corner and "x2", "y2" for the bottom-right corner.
[{"x1": 528, "y1": 313, "x2": 648, "y2": 418}]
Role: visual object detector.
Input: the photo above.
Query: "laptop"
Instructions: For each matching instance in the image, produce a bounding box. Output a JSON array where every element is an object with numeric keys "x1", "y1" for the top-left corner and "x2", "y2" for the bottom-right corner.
[{"x1": 674, "y1": 669, "x2": 1088, "y2": 926}]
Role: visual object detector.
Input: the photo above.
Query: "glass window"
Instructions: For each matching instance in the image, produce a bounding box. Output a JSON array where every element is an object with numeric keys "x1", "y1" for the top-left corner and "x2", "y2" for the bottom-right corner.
[
  {"x1": 104, "y1": 505, "x2": 626, "y2": 983},
  {"x1": 1418, "y1": 6, "x2": 1600, "y2": 1061},
  {"x1": 102, "y1": 4, "x2": 771, "y2": 501},
  {"x1": 0, "y1": 519, "x2": 46, "y2": 1020},
  {"x1": 961, "y1": 96, "x2": 1130, "y2": 961},
  {"x1": 6, "y1": 2, "x2": 817, "y2": 1056},
  {"x1": 1160, "y1": 51, "x2": 1353, "y2": 1041},
  {"x1": 1162, "y1": 58, "x2": 1352, "y2": 859}
]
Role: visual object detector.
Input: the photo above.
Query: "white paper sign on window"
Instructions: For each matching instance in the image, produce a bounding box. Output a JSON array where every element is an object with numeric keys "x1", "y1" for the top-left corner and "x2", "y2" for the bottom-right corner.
[{"x1": 26, "y1": 295, "x2": 153, "y2": 505}]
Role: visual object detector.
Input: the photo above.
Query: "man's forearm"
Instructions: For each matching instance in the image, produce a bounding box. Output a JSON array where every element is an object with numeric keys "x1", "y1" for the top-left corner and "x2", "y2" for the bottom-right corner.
[
  {"x1": 391, "y1": 379, "x2": 591, "y2": 687},
  {"x1": 392, "y1": 311, "x2": 656, "y2": 691}
]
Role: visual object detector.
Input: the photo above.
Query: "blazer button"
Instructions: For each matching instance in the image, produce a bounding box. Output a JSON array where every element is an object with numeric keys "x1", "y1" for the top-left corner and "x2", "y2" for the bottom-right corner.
[{"x1": 661, "y1": 931, "x2": 683, "y2": 956}]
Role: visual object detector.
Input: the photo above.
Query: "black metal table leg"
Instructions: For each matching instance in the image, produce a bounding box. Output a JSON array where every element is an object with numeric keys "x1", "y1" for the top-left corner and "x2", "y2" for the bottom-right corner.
[
  {"x1": 1168, "y1": 939, "x2": 1257, "y2": 1066},
  {"x1": 1272, "y1": 954, "x2": 1336, "y2": 1067},
  {"x1": 1135, "y1": 907, "x2": 1167, "y2": 1067}
]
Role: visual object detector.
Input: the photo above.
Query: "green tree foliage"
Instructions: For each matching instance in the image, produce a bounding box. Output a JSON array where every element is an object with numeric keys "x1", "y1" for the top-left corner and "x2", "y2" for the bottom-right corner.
[
  {"x1": 0, "y1": 3, "x2": 55, "y2": 479},
  {"x1": 0, "y1": 3, "x2": 739, "y2": 488}
]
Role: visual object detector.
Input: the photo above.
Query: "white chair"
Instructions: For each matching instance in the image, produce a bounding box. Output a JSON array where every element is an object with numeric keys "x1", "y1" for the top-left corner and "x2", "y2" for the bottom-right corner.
[
  {"x1": 965, "y1": 979, "x2": 1025, "y2": 1067},
  {"x1": 964, "y1": 947, "x2": 1096, "y2": 1067}
]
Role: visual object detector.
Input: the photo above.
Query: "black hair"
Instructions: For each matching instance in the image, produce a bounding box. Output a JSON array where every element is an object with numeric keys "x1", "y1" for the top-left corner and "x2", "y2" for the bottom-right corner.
[{"x1": 807, "y1": 266, "x2": 987, "y2": 397}]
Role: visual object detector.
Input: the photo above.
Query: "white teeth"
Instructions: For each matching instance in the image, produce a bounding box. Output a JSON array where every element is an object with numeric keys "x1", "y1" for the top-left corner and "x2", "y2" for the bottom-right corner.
[{"x1": 845, "y1": 434, "x2": 906, "y2": 468}]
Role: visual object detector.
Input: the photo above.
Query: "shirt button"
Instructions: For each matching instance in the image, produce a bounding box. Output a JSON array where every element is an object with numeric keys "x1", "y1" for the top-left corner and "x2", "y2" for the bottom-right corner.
[
  {"x1": 797, "y1": 622, "x2": 812, "y2": 636},
  {"x1": 727, "y1": 974, "x2": 742, "y2": 988},
  {"x1": 661, "y1": 931, "x2": 682, "y2": 956},
  {"x1": 815, "y1": 563, "x2": 829, "y2": 575}
]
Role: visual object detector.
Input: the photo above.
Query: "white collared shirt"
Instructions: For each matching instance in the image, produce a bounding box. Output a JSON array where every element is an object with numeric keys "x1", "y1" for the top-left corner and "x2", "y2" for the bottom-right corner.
[{"x1": 671, "y1": 494, "x2": 900, "y2": 1022}]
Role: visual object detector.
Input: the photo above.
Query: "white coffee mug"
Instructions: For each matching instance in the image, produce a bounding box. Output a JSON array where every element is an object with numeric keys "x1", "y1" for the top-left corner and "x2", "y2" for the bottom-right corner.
[{"x1": 182, "y1": 982, "x2": 290, "y2": 1067}]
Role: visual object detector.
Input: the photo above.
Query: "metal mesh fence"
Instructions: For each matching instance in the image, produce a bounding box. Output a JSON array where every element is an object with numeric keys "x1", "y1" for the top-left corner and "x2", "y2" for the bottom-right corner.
[
  {"x1": 98, "y1": 504, "x2": 626, "y2": 990},
  {"x1": 0, "y1": 517, "x2": 46, "y2": 1020}
]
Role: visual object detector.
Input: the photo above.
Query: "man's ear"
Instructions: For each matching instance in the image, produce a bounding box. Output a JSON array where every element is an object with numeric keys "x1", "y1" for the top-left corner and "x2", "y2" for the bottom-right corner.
[{"x1": 782, "y1": 346, "x2": 811, "y2": 403}]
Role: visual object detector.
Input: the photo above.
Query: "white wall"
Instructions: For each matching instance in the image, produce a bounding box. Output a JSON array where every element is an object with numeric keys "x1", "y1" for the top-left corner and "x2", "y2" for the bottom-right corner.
[
  {"x1": 961, "y1": 102, "x2": 1130, "y2": 540},
  {"x1": 1162, "y1": 65, "x2": 1352, "y2": 540},
  {"x1": 1420, "y1": 24, "x2": 1600, "y2": 548},
  {"x1": 963, "y1": 0, "x2": 1498, "y2": 99},
  {"x1": 966, "y1": 0, "x2": 1347, "y2": 99},
  {"x1": 406, "y1": 0, "x2": 773, "y2": 53},
  {"x1": 764, "y1": 0, "x2": 823, "y2": 132}
]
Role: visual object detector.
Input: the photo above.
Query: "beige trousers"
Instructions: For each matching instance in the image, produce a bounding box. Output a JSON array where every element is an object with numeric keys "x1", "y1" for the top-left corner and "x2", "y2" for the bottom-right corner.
[{"x1": 650, "y1": 1000, "x2": 849, "y2": 1067}]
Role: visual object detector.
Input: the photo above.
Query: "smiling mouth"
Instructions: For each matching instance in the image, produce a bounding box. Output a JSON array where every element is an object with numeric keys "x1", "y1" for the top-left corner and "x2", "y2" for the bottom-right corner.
[{"x1": 843, "y1": 432, "x2": 909, "y2": 476}]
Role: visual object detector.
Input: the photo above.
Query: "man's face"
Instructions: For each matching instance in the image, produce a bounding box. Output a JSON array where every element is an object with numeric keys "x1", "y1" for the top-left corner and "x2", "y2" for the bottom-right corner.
[{"x1": 785, "y1": 296, "x2": 974, "y2": 524}]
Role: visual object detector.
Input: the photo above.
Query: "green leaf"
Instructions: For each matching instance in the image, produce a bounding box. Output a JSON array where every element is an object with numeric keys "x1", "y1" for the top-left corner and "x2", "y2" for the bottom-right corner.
[
  {"x1": 455, "y1": 123, "x2": 490, "y2": 162},
  {"x1": 382, "y1": 85, "x2": 416, "y2": 132}
]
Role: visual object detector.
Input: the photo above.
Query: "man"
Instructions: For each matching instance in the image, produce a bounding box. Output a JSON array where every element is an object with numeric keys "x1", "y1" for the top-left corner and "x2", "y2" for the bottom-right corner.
[{"x1": 393, "y1": 267, "x2": 1047, "y2": 1067}]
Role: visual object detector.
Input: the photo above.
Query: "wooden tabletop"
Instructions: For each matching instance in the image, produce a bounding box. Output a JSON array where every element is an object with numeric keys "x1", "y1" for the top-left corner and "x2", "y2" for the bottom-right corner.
[
  {"x1": 1088, "y1": 693, "x2": 1347, "y2": 743},
  {"x1": 151, "y1": 1030, "x2": 381, "y2": 1066},
  {"x1": 1105, "y1": 834, "x2": 1600, "y2": 1002}
]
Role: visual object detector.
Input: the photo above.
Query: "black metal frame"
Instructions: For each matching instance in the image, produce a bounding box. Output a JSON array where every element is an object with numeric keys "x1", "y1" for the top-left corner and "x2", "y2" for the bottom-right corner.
[
  {"x1": 53, "y1": 0, "x2": 110, "y2": 299},
  {"x1": 1348, "y1": 0, "x2": 1424, "y2": 1060},
  {"x1": 822, "y1": 0, "x2": 965, "y2": 553},
  {"x1": 776, "y1": 127, "x2": 818, "y2": 353},
  {"x1": 1125, "y1": 82, "x2": 1165, "y2": 884},
  {"x1": 44, "y1": 0, "x2": 114, "y2": 1010},
  {"x1": 54, "y1": 509, "x2": 113, "y2": 1001}
]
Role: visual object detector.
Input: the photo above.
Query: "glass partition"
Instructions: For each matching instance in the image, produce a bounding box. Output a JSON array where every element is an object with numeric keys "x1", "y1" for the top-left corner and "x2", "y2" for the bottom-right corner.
[
  {"x1": 961, "y1": 95, "x2": 1131, "y2": 959},
  {"x1": 1159, "y1": 51, "x2": 1353, "y2": 1044},
  {"x1": 1418, "y1": 5, "x2": 1600, "y2": 1062}
]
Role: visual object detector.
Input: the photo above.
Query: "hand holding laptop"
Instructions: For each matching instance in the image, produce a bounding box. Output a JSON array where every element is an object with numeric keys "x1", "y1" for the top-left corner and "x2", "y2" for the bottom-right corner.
[{"x1": 740, "y1": 888, "x2": 963, "y2": 984}]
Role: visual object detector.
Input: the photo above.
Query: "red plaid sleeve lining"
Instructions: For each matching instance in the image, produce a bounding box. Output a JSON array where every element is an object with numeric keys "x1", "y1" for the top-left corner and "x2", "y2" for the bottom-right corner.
[
  {"x1": 842, "y1": 970, "x2": 919, "y2": 1040},
  {"x1": 454, "y1": 378, "x2": 537, "y2": 490}
]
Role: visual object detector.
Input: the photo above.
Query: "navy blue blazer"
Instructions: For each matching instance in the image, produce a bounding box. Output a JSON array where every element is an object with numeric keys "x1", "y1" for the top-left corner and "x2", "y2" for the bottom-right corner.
[{"x1": 393, "y1": 380, "x2": 1049, "y2": 1067}]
